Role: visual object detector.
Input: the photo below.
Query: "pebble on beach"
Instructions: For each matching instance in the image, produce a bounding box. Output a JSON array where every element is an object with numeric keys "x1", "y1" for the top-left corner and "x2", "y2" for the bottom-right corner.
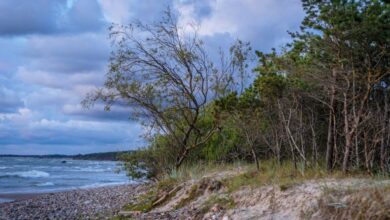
[{"x1": 0, "y1": 184, "x2": 148, "y2": 220}]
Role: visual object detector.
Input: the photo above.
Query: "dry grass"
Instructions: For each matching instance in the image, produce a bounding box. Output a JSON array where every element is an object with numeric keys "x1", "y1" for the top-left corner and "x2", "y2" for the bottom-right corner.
[
  {"x1": 122, "y1": 189, "x2": 158, "y2": 213},
  {"x1": 200, "y1": 194, "x2": 235, "y2": 214},
  {"x1": 221, "y1": 160, "x2": 372, "y2": 192},
  {"x1": 164, "y1": 161, "x2": 250, "y2": 182},
  {"x1": 314, "y1": 185, "x2": 390, "y2": 220},
  {"x1": 160, "y1": 159, "x2": 375, "y2": 194}
]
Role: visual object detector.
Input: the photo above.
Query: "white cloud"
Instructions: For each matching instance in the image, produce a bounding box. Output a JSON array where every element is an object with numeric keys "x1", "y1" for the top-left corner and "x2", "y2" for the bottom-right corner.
[
  {"x1": 175, "y1": 0, "x2": 304, "y2": 50},
  {"x1": 99, "y1": 0, "x2": 132, "y2": 23}
]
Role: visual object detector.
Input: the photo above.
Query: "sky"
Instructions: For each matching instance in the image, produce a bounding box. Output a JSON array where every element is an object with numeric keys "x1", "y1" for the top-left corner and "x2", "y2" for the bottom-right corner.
[{"x1": 0, "y1": 0, "x2": 304, "y2": 155}]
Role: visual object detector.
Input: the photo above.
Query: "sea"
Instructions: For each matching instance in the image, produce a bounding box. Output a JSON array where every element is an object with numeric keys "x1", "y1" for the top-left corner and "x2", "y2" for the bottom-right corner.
[{"x1": 0, "y1": 157, "x2": 133, "y2": 202}]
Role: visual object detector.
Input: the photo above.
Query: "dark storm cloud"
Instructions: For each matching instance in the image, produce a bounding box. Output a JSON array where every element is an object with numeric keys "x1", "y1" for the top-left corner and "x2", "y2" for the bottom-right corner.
[
  {"x1": 23, "y1": 34, "x2": 110, "y2": 74},
  {"x1": 0, "y1": 0, "x2": 63, "y2": 36},
  {"x1": 0, "y1": 116, "x2": 143, "y2": 147},
  {"x1": 62, "y1": 104, "x2": 131, "y2": 122},
  {"x1": 0, "y1": 0, "x2": 106, "y2": 36}
]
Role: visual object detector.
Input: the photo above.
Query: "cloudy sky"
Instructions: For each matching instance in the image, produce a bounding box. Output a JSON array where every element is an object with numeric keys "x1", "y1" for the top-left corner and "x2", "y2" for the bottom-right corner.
[{"x1": 0, "y1": 0, "x2": 304, "y2": 155}]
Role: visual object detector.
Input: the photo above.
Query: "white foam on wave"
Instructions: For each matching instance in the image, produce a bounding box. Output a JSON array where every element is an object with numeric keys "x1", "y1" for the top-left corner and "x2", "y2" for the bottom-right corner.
[
  {"x1": 79, "y1": 181, "x2": 134, "y2": 189},
  {"x1": 0, "y1": 198, "x2": 14, "y2": 203},
  {"x1": 5, "y1": 170, "x2": 50, "y2": 178},
  {"x1": 79, "y1": 168, "x2": 111, "y2": 172},
  {"x1": 70, "y1": 166, "x2": 113, "y2": 172},
  {"x1": 36, "y1": 182, "x2": 55, "y2": 187}
]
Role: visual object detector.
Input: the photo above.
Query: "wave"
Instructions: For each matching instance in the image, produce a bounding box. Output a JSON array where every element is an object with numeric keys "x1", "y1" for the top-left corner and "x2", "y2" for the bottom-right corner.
[
  {"x1": 79, "y1": 168, "x2": 111, "y2": 172},
  {"x1": 0, "y1": 170, "x2": 50, "y2": 178},
  {"x1": 0, "y1": 198, "x2": 14, "y2": 203},
  {"x1": 69, "y1": 166, "x2": 113, "y2": 172},
  {"x1": 36, "y1": 182, "x2": 55, "y2": 187},
  {"x1": 79, "y1": 181, "x2": 133, "y2": 189}
]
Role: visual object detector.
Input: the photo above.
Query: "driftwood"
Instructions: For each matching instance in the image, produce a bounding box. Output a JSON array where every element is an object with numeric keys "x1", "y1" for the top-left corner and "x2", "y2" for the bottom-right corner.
[{"x1": 152, "y1": 185, "x2": 183, "y2": 207}]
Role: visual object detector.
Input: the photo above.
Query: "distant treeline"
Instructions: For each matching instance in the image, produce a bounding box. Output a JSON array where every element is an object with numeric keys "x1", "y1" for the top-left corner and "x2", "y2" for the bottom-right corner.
[
  {"x1": 0, "y1": 151, "x2": 133, "y2": 161},
  {"x1": 72, "y1": 151, "x2": 134, "y2": 161}
]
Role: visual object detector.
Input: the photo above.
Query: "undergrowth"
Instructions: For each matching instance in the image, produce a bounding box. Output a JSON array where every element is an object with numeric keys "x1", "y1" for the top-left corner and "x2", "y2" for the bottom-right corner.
[{"x1": 163, "y1": 161, "x2": 250, "y2": 183}]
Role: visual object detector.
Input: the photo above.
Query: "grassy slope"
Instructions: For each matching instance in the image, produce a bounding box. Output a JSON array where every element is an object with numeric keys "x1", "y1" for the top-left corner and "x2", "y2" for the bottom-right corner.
[{"x1": 113, "y1": 161, "x2": 390, "y2": 219}]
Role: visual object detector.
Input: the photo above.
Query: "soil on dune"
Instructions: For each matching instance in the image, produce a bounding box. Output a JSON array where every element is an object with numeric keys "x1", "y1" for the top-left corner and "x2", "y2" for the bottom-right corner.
[
  {"x1": 116, "y1": 171, "x2": 390, "y2": 220},
  {"x1": 2, "y1": 170, "x2": 390, "y2": 220}
]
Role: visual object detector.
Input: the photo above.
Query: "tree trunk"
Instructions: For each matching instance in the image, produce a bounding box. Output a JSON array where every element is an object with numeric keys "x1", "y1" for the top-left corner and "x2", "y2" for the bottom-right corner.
[
  {"x1": 342, "y1": 93, "x2": 351, "y2": 173},
  {"x1": 352, "y1": 69, "x2": 359, "y2": 169},
  {"x1": 381, "y1": 90, "x2": 389, "y2": 173},
  {"x1": 380, "y1": 136, "x2": 385, "y2": 173},
  {"x1": 326, "y1": 108, "x2": 334, "y2": 171},
  {"x1": 251, "y1": 147, "x2": 260, "y2": 171},
  {"x1": 176, "y1": 148, "x2": 188, "y2": 169},
  {"x1": 326, "y1": 69, "x2": 336, "y2": 171},
  {"x1": 343, "y1": 134, "x2": 353, "y2": 173}
]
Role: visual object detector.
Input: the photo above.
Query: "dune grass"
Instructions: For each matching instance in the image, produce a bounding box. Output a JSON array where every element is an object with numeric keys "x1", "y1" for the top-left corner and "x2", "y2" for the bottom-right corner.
[
  {"x1": 163, "y1": 161, "x2": 250, "y2": 182},
  {"x1": 313, "y1": 185, "x2": 390, "y2": 219},
  {"x1": 219, "y1": 160, "x2": 375, "y2": 192},
  {"x1": 158, "y1": 159, "x2": 379, "y2": 193}
]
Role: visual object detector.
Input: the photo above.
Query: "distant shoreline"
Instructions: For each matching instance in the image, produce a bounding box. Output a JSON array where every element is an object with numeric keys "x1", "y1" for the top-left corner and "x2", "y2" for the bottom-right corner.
[{"x1": 0, "y1": 151, "x2": 133, "y2": 161}]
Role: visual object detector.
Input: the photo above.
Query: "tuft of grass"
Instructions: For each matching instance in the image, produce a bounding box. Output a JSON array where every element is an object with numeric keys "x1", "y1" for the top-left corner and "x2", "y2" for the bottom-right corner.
[
  {"x1": 175, "y1": 177, "x2": 224, "y2": 209},
  {"x1": 279, "y1": 182, "x2": 297, "y2": 191},
  {"x1": 156, "y1": 177, "x2": 177, "y2": 192},
  {"x1": 200, "y1": 194, "x2": 236, "y2": 214},
  {"x1": 175, "y1": 184, "x2": 201, "y2": 209},
  {"x1": 123, "y1": 190, "x2": 158, "y2": 212},
  {"x1": 123, "y1": 177, "x2": 182, "y2": 213}
]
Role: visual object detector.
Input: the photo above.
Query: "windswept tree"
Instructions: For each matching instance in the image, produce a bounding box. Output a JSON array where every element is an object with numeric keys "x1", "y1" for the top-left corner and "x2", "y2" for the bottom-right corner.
[{"x1": 84, "y1": 9, "x2": 250, "y2": 170}]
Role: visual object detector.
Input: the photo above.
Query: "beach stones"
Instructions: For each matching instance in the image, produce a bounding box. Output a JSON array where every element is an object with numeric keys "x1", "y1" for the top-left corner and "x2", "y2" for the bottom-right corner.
[{"x1": 0, "y1": 184, "x2": 149, "y2": 220}]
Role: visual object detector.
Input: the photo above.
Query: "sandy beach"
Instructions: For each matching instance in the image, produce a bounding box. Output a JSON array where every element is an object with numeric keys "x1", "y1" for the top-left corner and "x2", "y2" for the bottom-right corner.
[{"x1": 0, "y1": 184, "x2": 148, "y2": 220}]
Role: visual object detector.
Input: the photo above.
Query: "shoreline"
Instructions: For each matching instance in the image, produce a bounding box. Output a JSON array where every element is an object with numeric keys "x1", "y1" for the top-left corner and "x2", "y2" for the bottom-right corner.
[
  {"x1": 0, "y1": 192, "x2": 43, "y2": 203},
  {"x1": 0, "y1": 183, "x2": 149, "y2": 220},
  {"x1": 0, "y1": 181, "x2": 135, "y2": 204}
]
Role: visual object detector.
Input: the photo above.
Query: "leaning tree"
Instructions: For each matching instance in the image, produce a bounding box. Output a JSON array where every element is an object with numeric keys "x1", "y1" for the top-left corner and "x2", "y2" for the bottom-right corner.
[{"x1": 84, "y1": 9, "x2": 250, "y2": 169}]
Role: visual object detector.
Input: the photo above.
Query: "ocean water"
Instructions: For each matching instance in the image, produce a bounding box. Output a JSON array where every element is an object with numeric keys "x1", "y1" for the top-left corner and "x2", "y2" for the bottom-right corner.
[{"x1": 0, "y1": 157, "x2": 133, "y2": 196}]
